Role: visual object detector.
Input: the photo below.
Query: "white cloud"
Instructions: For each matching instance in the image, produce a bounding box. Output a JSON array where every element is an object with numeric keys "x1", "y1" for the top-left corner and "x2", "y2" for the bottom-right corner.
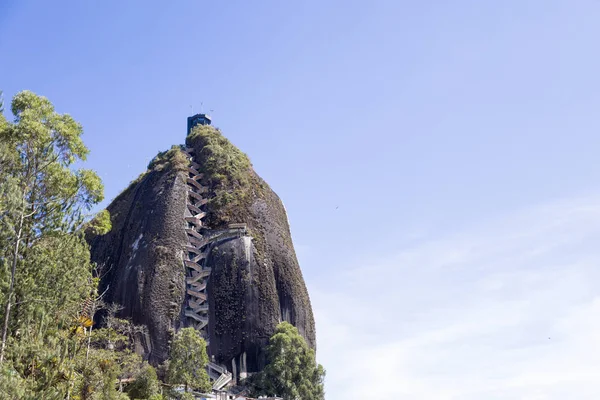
[{"x1": 312, "y1": 194, "x2": 600, "y2": 399}]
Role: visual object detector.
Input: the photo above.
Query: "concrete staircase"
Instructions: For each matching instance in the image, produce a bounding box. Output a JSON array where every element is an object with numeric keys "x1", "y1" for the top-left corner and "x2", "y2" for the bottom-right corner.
[
  {"x1": 182, "y1": 146, "x2": 245, "y2": 391},
  {"x1": 208, "y1": 362, "x2": 233, "y2": 391}
]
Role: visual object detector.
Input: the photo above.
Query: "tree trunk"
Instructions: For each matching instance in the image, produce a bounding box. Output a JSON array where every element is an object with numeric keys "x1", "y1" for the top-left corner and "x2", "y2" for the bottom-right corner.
[{"x1": 0, "y1": 210, "x2": 24, "y2": 363}]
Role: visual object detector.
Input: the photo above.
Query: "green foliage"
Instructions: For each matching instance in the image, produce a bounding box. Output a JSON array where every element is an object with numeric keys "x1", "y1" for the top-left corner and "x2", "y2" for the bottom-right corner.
[
  {"x1": 251, "y1": 322, "x2": 325, "y2": 400},
  {"x1": 166, "y1": 328, "x2": 210, "y2": 393},
  {"x1": 147, "y1": 146, "x2": 188, "y2": 173},
  {"x1": 87, "y1": 209, "x2": 113, "y2": 236},
  {"x1": 0, "y1": 91, "x2": 108, "y2": 374},
  {"x1": 185, "y1": 125, "x2": 253, "y2": 226},
  {"x1": 9, "y1": 90, "x2": 90, "y2": 166},
  {"x1": 0, "y1": 91, "x2": 149, "y2": 399},
  {"x1": 77, "y1": 349, "x2": 122, "y2": 400},
  {"x1": 186, "y1": 125, "x2": 251, "y2": 187},
  {"x1": 0, "y1": 89, "x2": 105, "y2": 246},
  {"x1": 125, "y1": 362, "x2": 160, "y2": 399},
  {"x1": 15, "y1": 233, "x2": 96, "y2": 325},
  {"x1": 3, "y1": 303, "x2": 88, "y2": 399},
  {"x1": 0, "y1": 364, "x2": 29, "y2": 399}
]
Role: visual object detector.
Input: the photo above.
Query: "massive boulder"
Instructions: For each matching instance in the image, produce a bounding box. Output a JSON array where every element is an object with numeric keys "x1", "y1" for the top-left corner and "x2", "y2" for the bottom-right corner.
[{"x1": 88, "y1": 126, "x2": 315, "y2": 380}]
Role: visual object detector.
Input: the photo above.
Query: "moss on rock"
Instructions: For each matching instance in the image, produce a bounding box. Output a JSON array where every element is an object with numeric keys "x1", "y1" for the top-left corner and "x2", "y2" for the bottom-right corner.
[
  {"x1": 186, "y1": 125, "x2": 258, "y2": 228},
  {"x1": 147, "y1": 145, "x2": 189, "y2": 173}
]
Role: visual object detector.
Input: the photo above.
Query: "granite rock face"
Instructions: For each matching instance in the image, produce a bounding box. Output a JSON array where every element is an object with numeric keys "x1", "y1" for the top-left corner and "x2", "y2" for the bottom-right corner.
[
  {"x1": 88, "y1": 161, "x2": 188, "y2": 363},
  {"x1": 88, "y1": 132, "x2": 315, "y2": 380},
  {"x1": 203, "y1": 170, "x2": 316, "y2": 376}
]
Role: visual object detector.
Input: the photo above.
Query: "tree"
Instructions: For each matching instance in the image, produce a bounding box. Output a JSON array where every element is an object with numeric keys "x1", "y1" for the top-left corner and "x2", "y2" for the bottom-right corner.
[
  {"x1": 251, "y1": 322, "x2": 325, "y2": 400},
  {"x1": 0, "y1": 90, "x2": 105, "y2": 363},
  {"x1": 0, "y1": 91, "x2": 115, "y2": 399},
  {"x1": 166, "y1": 328, "x2": 210, "y2": 394},
  {"x1": 126, "y1": 362, "x2": 160, "y2": 399},
  {"x1": 0, "y1": 90, "x2": 168, "y2": 400}
]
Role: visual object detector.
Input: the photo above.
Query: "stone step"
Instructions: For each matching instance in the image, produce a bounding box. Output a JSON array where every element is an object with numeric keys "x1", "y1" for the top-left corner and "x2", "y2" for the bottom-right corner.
[
  {"x1": 188, "y1": 237, "x2": 209, "y2": 248},
  {"x1": 185, "y1": 245, "x2": 203, "y2": 255},
  {"x1": 185, "y1": 216, "x2": 203, "y2": 227},
  {"x1": 189, "y1": 281, "x2": 207, "y2": 291},
  {"x1": 187, "y1": 178, "x2": 207, "y2": 191},
  {"x1": 213, "y1": 372, "x2": 233, "y2": 391},
  {"x1": 185, "y1": 228, "x2": 203, "y2": 240},
  {"x1": 186, "y1": 289, "x2": 207, "y2": 301},
  {"x1": 188, "y1": 166, "x2": 203, "y2": 176},
  {"x1": 189, "y1": 299, "x2": 207, "y2": 309},
  {"x1": 196, "y1": 319, "x2": 208, "y2": 330},
  {"x1": 186, "y1": 203, "x2": 205, "y2": 215},
  {"x1": 184, "y1": 260, "x2": 203, "y2": 272},
  {"x1": 189, "y1": 302, "x2": 209, "y2": 313},
  {"x1": 208, "y1": 362, "x2": 228, "y2": 375},
  {"x1": 188, "y1": 190, "x2": 207, "y2": 202},
  {"x1": 185, "y1": 309, "x2": 208, "y2": 323},
  {"x1": 187, "y1": 270, "x2": 211, "y2": 283},
  {"x1": 189, "y1": 252, "x2": 207, "y2": 263},
  {"x1": 189, "y1": 210, "x2": 207, "y2": 220}
]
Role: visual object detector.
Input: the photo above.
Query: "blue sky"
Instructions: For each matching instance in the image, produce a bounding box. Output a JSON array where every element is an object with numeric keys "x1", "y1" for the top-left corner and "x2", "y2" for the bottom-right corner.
[{"x1": 2, "y1": 1, "x2": 600, "y2": 398}]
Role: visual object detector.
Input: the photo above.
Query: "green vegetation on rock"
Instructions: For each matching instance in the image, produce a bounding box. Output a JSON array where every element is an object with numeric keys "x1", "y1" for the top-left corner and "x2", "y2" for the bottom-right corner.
[
  {"x1": 186, "y1": 125, "x2": 250, "y2": 188},
  {"x1": 186, "y1": 125, "x2": 255, "y2": 227},
  {"x1": 147, "y1": 145, "x2": 189, "y2": 173},
  {"x1": 86, "y1": 209, "x2": 113, "y2": 236}
]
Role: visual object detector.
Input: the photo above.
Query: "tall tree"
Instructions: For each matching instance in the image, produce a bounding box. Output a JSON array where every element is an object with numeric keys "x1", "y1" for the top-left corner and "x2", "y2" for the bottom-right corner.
[
  {"x1": 166, "y1": 327, "x2": 211, "y2": 394},
  {"x1": 0, "y1": 90, "x2": 105, "y2": 362},
  {"x1": 252, "y1": 322, "x2": 325, "y2": 400}
]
